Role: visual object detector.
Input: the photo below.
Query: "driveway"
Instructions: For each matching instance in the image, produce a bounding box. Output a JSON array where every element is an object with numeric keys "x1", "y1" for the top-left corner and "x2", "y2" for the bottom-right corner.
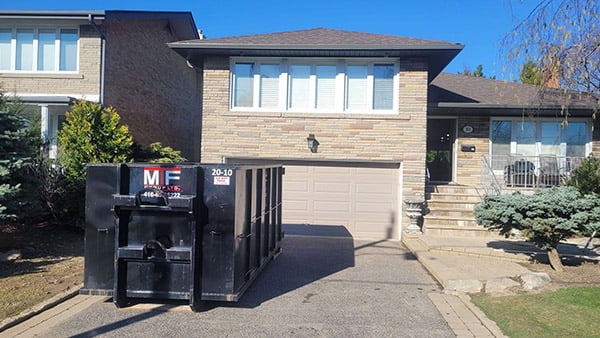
[{"x1": 31, "y1": 227, "x2": 454, "y2": 337}]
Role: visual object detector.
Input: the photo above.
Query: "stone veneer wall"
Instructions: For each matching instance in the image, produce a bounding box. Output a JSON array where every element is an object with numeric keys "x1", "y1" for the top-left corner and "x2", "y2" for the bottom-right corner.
[
  {"x1": 0, "y1": 25, "x2": 101, "y2": 98},
  {"x1": 103, "y1": 19, "x2": 202, "y2": 160},
  {"x1": 454, "y1": 116, "x2": 490, "y2": 185},
  {"x1": 201, "y1": 55, "x2": 429, "y2": 230}
]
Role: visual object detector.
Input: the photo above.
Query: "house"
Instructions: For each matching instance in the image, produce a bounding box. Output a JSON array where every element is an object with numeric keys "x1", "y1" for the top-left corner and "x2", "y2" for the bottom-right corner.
[
  {"x1": 0, "y1": 10, "x2": 202, "y2": 160},
  {"x1": 170, "y1": 27, "x2": 599, "y2": 240}
]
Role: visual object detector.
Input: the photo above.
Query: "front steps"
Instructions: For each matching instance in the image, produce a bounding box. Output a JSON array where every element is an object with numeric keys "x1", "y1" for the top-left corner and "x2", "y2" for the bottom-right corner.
[{"x1": 424, "y1": 184, "x2": 502, "y2": 238}]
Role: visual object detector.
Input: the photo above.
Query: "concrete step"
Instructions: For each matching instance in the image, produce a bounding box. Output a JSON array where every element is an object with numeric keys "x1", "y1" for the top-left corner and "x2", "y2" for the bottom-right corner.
[
  {"x1": 426, "y1": 184, "x2": 481, "y2": 195},
  {"x1": 423, "y1": 215, "x2": 479, "y2": 227},
  {"x1": 427, "y1": 207, "x2": 475, "y2": 218},
  {"x1": 428, "y1": 193, "x2": 482, "y2": 203},
  {"x1": 423, "y1": 225, "x2": 500, "y2": 238},
  {"x1": 426, "y1": 200, "x2": 480, "y2": 210}
]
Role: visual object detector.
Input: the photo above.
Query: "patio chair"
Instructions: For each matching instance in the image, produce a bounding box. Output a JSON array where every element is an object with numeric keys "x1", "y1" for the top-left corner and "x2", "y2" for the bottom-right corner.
[{"x1": 538, "y1": 154, "x2": 560, "y2": 187}]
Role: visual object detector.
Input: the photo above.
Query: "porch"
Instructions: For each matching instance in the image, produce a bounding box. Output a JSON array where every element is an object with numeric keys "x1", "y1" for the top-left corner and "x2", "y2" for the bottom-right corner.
[{"x1": 480, "y1": 154, "x2": 585, "y2": 195}]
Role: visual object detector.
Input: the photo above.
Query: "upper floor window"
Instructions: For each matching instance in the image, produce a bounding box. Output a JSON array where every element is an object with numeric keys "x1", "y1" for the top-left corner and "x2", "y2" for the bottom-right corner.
[
  {"x1": 0, "y1": 28, "x2": 79, "y2": 72},
  {"x1": 230, "y1": 58, "x2": 399, "y2": 113}
]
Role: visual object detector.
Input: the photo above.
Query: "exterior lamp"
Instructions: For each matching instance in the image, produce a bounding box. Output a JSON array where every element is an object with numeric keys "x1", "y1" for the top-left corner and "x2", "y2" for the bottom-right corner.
[{"x1": 307, "y1": 134, "x2": 319, "y2": 153}]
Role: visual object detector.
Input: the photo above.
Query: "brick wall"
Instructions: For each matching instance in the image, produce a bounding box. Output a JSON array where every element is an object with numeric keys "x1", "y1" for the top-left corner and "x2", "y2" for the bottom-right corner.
[
  {"x1": 201, "y1": 55, "x2": 429, "y2": 204},
  {"x1": 455, "y1": 116, "x2": 490, "y2": 185},
  {"x1": 0, "y1": 25, "x2": 101, "y2": 98},
  {"x1": 103, "y1": 19, "x2": 202, "y2": 161}
]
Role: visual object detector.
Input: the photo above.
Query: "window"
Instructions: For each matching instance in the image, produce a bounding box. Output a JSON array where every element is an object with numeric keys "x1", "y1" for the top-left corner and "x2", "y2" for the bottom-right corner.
[
  {"x1": 490, "y1": 119, "x2": 591, "y2": 163},
  {"x1": 230, "y1": 59, "x2": 398, "y2": 113},
  {"x1": 0, "y1": 27, "x2": 79, "y2": 72}
]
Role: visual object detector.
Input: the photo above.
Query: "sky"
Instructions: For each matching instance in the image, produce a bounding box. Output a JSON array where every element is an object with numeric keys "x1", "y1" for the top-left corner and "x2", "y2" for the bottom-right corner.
[{"x1": 4, "y1": 0, "x2": 540, "y2": 79}]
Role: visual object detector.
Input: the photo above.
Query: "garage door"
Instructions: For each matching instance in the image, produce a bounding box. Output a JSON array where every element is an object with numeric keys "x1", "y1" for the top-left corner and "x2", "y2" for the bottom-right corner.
[{"x1": 283, "y1": 164, "x2": 399, "y2": 239}]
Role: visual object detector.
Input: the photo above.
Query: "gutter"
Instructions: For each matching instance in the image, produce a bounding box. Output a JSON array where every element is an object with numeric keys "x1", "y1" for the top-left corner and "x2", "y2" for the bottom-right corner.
[{"x1": 88, "y1": 14, "x2": 106, "y2": 105}]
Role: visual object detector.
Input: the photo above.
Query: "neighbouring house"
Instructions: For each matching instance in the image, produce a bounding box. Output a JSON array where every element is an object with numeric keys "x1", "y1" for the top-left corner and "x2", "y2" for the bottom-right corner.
[
  {"x1": 0, "y1": 10, "x2": 202, "y2": 159},
  {"x1": 170, "y1": 27, "x2": 599, "y2": 240}
]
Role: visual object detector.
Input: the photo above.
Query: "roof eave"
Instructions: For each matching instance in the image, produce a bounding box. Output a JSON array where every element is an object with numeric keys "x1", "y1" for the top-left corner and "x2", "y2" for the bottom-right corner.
[
  {"x1": 0, "y1": 10, "x2": 106, "y2": 20},
  {"x1": 435, "y1": 102, "x2": 599, "y2": 110}
]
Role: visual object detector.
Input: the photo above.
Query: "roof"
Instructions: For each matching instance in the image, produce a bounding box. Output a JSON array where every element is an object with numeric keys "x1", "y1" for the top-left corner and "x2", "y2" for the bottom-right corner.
[
  {"x1": 0, "y1": 10, "x2": 198, "y2": 40},
  {"x1": 174, "y1": 27, "x2": 460, "y2": 48},
  {"x1": 169, "y1": 28, "x2": 463, "y2": 79},
  {"x1": 429, "y1": 72, "x2": 599, "y2": 115}
]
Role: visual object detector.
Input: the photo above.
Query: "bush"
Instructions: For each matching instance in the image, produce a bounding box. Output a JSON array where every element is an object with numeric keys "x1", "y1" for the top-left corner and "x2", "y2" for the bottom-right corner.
[
  {"x1": 58, "y1": 100, "x2": 134, "y2": 181},
  {"x1": 474, "y1": 186, "x2": 600, "y2": 271},
  {"x1": 56, "y1": 101, "x2": 134, "y2": 225},
  {"x1": 133, "y1": 142, "x2": 187, "y2": 163},
  {"x1": 566, "y1": 156, "x2": 600, "y2": 195}
]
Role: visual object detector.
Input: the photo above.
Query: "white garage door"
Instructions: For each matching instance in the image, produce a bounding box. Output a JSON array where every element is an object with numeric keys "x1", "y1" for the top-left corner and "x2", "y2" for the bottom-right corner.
[{"x1": 283, "y1": 164, "x2": 399, "y2": 239}]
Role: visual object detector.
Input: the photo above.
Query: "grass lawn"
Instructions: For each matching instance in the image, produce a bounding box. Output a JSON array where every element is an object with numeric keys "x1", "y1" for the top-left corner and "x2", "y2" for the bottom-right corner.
[{"x1": 472, "y1": 286, "x2": 600, "y2": 338}]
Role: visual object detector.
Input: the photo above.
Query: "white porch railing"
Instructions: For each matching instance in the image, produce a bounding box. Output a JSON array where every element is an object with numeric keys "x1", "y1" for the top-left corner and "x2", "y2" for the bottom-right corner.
[{"x1": 481, "y1": 154, "x2": 585, "y2": 191}]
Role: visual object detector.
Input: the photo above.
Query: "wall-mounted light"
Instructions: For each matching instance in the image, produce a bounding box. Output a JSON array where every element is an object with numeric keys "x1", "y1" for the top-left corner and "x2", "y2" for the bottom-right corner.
[{"x1": 307, "y1": 134, "x2": 319, "y2": 153}]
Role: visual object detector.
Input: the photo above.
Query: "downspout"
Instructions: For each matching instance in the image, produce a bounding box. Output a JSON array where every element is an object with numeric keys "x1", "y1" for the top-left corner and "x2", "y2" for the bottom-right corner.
[{"x1": 88, "y1": 14, "x2": 106, "y2": 105}]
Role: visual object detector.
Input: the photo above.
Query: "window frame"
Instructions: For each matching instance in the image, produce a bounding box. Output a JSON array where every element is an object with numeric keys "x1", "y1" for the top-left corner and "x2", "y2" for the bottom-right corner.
[
  {"x1": 229, "y1": 57, "x2": 400, "y2": 114},
  {"x1": 488, "y1": 117, "x2": 593, "y2": 159},
  {"x1": 0, "y1": 26, "x2": 80, "y2": 73}
]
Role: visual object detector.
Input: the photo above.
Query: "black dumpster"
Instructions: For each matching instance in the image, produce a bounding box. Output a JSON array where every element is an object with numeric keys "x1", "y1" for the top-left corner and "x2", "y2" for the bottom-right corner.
[{"x1": 81, "y1": 163, "x2": 283, "y2": 311}]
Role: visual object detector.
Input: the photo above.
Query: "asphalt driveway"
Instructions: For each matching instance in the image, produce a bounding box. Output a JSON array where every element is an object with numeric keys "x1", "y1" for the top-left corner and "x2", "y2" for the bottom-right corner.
[{"x1": 33, "y1": 227, "x2": 454, "y2": 337}]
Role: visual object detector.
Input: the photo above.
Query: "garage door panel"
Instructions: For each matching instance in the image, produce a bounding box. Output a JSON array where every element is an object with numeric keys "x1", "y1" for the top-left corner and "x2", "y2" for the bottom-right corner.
[
  {"x1": 285, "y1": 180, "x2": 310, "y2": 193},
  {"x1": 284, "y1": 199, "x2": 310, "y2": 211},
  {"x1": 313, "y1": 200, "x2": 351, "y2": 213},
  {"x1": 355, "y1": 182, "x2": 394, "y2": 194},
  {"x1": 314, "y1": 182, "x2": 351, "y2": 193},
  {"x1": 354, "y1": 202, "x2": 394, "y2": 213}
]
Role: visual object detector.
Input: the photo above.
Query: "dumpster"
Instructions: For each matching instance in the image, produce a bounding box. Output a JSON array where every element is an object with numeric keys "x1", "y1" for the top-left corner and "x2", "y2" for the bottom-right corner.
[{"x1": 81, "y1": 163, "x2": 283, "y2": 311}]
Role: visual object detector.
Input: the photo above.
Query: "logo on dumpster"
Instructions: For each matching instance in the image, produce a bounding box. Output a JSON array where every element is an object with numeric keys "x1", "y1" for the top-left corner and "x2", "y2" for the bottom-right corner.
[{"x1": 143, "y1": 167, "x2": 181, "y2": 197}]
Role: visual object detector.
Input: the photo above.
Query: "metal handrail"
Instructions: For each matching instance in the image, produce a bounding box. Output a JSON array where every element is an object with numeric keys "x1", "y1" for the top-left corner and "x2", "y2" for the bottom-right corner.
[{"x1": 480, "y1": 155, "x2": 502, "y2": 195}]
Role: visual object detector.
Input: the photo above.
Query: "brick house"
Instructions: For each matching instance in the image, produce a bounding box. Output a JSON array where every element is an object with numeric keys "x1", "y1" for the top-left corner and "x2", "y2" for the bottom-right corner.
[
  {"x1": 0, "y1": 10, "x2": 202, "y2": 160},
  {"x1": 170, "y1": 28, "x2": 599, "y2": 240}
]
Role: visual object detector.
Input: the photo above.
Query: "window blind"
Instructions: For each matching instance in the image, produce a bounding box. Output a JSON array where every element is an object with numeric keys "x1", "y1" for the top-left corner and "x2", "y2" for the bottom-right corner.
[
  {"x1": 259, "y1": 64, "x2": 280, "y2": 108},
  {"x1": 289, "y1": 65, "x2": 310, "y2": 109},
  {"x1": 315, "y1": 65, "x2": 336, "y2": 109},
  {"x1": 373, "y1": 64, "x2": 394, "y2": 110},
  {"x1": 346, "y1": 65, "x2": 368, "y2": 110}
]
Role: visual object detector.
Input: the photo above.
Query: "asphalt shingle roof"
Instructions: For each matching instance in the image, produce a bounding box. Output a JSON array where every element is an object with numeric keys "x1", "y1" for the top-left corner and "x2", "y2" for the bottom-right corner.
[
  {"x1": 430, "y1": 72, "x2": 598, "y2": 108},
  {"x1": 182, "y1": 27, "x2": 460, "y2": 47}
]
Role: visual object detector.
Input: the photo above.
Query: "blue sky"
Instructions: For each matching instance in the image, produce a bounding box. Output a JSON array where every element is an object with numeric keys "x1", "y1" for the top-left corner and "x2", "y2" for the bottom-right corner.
[{"x1": 5, "y1": 0, "x2": 538, "y2": 79}]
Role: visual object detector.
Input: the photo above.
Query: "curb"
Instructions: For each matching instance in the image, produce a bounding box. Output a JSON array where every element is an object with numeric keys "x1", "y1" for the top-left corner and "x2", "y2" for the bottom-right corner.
[
  {"x1": 0, "y1": 284, "x2": 82, "y2": 333},
  {"x1": 457, "y1": 293, "x2": 508, "y2": 338}
]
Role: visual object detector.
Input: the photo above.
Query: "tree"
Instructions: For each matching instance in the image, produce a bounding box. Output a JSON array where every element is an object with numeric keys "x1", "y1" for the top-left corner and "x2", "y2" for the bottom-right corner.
[
  {"x1": 566, "y1": 156, "x2": 600, "y2": 195},
  {"x1": 474, "y1": 186, "x2": 600, "y2": 271},
  {"x1": 519, "y1": 60, "x2": 543, "y2": 85},
  {"x1": 0, "y1": 93, "x2": 37, "y2": 223},
  {"x1": 501, "y1": 0, "x2": 599, "y2": 111},
  {"x1": 459, "y1": 64, "x2": 496, "y2": 79}
]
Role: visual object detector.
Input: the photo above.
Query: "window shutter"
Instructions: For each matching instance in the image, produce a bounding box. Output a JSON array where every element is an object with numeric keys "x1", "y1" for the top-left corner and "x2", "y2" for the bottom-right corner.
[
  {"x1": 373, "y1": 64, "x2": 394, "y2": 110},
  {"x1": 259, "y1": 64, "x2": 280, "y2": 108},
  {"x1": 289, "y1": 65, "x2": 311, "y2": 109}
]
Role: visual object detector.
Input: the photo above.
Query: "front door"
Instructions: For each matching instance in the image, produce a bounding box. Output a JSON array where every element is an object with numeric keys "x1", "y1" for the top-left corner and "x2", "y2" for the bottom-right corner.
[{"x1": 427, "y1": 119, "x2": 456, "y2": 182}]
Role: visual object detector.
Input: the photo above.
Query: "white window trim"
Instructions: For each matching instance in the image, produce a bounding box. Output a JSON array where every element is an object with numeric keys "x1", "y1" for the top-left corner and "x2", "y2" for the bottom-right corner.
[
  {"x1": 0, "y1": 26, "x2": 79, "y2": 74},
  {"x1": 488, "y1": 117, "x2": 593, "y2": 158},
  {"x1": 229, "y1": 57, "x2": 400, "y2": 114}
]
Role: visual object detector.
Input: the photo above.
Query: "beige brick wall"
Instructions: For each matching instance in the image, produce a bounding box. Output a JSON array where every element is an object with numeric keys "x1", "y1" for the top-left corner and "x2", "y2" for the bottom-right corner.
[
  {"x1": 593, "y1": 118, "x2": 600, "y2": 155},
  {"x1": 201, "y1": 56, "x2": 429, "y2": 215},
  {"x1": 454, "y1": 116, "x2": 490, "y2": 185},
  {"x1": 103, "y1": 19, "x2": 202, "y2": 161},
  {"x1": 0, "y1": 25, "x2": 101, "y2": 97}
]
